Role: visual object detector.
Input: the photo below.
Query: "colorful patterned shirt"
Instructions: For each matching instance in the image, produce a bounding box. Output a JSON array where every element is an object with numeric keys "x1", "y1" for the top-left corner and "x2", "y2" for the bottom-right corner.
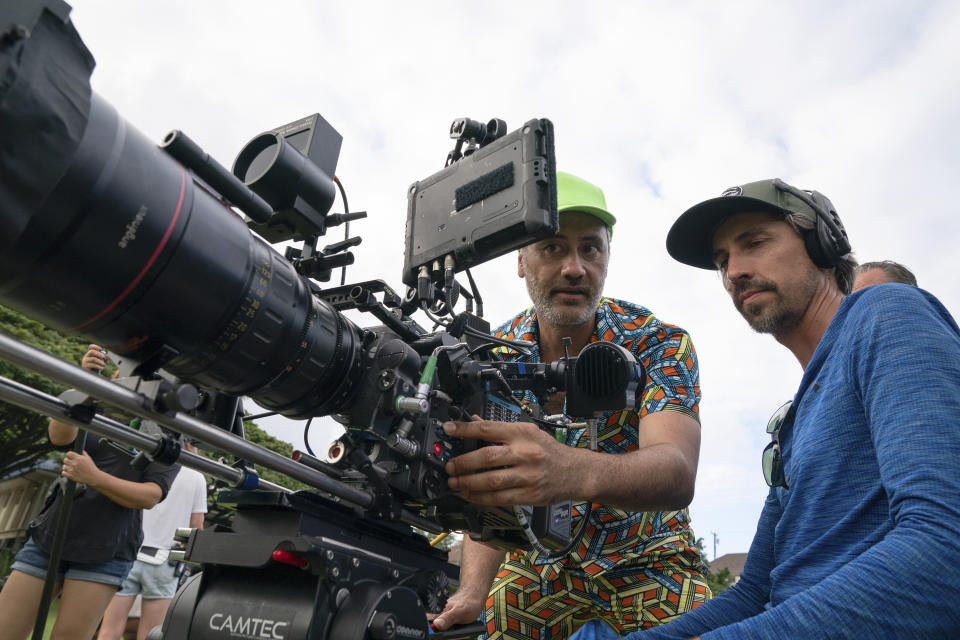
[{"x1": 491, "y1": 297, "x2": 705, "y2": 577}]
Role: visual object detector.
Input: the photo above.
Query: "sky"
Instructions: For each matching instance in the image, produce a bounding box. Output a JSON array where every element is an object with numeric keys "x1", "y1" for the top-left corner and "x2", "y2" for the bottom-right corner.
[{"x1": 61, "y1": 0, "x2": 960, "y2": 558}]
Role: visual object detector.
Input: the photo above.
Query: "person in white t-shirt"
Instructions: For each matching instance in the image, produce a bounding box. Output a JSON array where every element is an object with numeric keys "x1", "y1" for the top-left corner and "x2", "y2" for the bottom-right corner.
[{"x1": 97, "y1": 441, "x2": 207, "y2": 640}]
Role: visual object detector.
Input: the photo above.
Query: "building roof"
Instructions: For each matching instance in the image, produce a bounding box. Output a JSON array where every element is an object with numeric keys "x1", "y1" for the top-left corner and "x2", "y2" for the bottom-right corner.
[
  {"x1": 711, "y1": 552, "x2": 748, "y2": 576},
  {"x1": 0, "y1": 459, "x2": 59, "y2": 482}
]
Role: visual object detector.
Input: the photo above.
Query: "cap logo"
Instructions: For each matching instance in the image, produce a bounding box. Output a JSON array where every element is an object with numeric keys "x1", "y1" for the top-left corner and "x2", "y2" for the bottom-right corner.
[{"x1": 720, "y1": 186, "x2": 742, "y2": 197}]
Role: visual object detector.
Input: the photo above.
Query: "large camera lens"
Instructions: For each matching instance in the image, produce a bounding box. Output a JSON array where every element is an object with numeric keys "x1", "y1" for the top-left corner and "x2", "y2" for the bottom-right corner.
[{"x1": 0, "y1": 91, "x2": 362, "y2": 418}]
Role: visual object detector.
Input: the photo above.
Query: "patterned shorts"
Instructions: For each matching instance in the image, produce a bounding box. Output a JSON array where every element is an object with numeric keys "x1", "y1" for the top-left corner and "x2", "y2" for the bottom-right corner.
[{"x1": 482, "y1": 552, "x2": 711, "y2": 640}]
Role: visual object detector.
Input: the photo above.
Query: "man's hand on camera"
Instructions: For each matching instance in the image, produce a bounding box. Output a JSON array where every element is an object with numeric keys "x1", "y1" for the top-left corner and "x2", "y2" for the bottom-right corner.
[
  {"x1": 427, "y1": 588, "x2": 486, "y2": 632},
  {"x1": 442, "y1": 418, "x2": 579, "y2": 506},
  {"x1": 61, "y1": 450, "x2": 102, "y2": 485},
  {"x1": 80, "y1": 343, "x2": 108, "y2": 372}
]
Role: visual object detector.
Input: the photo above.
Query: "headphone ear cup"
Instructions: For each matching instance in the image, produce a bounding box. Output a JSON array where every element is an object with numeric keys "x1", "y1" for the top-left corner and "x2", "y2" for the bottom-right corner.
[
  {"x1": 803, "y1": 229, "x2": 834, "y2": 269},
  {"x1": 772, "y1": 180, "x2": 852, "y2": 269}
]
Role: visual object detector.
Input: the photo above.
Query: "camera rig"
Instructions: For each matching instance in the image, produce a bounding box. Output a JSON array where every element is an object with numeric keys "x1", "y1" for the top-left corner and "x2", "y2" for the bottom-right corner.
[{"x1": 0, "y1": 2, "x2": 646, "y2": 638}]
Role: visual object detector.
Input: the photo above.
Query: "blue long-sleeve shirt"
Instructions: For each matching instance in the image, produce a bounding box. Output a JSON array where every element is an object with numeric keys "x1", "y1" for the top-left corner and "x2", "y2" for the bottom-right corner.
[{"x1": 627, "y1": 284, "x2": 960, "y2": 639}]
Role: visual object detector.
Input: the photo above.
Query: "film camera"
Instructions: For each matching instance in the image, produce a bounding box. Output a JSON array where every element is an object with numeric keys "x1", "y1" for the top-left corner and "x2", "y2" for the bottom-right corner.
[{"x1": 0, "y1": 2, "x2": 646, "y2": 638}]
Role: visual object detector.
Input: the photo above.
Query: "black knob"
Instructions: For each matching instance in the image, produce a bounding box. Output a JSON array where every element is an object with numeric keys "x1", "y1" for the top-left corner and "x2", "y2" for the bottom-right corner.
[{"x1": 368, "y1": 611, "x2": 397, "y2": 640}]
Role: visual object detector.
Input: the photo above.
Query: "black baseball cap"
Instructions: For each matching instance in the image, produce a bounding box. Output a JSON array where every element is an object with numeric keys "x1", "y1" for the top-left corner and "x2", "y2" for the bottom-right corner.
[{"x1": 666, "y1": 179, "x2": 822, "y2": 270}]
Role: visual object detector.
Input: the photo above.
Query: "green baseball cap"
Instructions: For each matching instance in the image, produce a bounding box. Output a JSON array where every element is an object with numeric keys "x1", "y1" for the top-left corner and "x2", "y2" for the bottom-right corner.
[
  {"x1": 666, "y1": 178, "x2": 821, "y2": 269},
  {"x1": 557, "y1": 171, "x2": 616, "y2": 231}
]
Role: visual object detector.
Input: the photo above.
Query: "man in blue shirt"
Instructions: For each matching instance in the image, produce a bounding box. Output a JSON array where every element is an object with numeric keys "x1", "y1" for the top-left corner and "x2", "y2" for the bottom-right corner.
[{"x1": 592, "y1": 179, "x2": 960, "y2": 639}]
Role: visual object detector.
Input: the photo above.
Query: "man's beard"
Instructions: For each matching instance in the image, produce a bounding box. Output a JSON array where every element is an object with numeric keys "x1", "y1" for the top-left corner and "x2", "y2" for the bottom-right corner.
[
  {"x1": 732, "y1": 271, "x2": 818, "y2": 336},
  {"x1": 524, "y1": 271, "x2": 604, "y2": 327}
]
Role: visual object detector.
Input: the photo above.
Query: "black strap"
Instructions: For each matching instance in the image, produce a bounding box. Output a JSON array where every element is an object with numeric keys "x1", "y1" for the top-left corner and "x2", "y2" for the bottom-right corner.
[{"x1": 32, "y1": 429, "x2": 87, "y2": 639}]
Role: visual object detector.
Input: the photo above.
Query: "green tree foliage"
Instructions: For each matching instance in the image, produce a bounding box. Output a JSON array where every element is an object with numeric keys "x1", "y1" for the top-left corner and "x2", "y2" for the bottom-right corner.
[
  {"x1": 241, "y1": 420, "x2": 310, "y2": 492},
  {"x1": 707, "y1": 567, "x2": 734, "y2": 594},
  {"x1": 696, "y1": 536, "x2": 736, "y2": 595},
  {"x1": 0, "y1": 304, "x2": 307, "y2": 513},
  {"x1": 0, "y1": 305, "x2": 96, "y2": 477},
  {"x1": 432, "y1": 531, "x2": 461, "y2": 552},
  {"x1": 201, "y1": 418, "x2": 310, "y2": 527},
  {"x1": 695, "y1": 536, "x2": 709, "y2": 571}
]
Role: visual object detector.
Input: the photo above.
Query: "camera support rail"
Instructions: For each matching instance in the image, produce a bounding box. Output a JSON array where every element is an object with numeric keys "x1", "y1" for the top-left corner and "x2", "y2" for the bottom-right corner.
[
  {"x1": 0, "y1": 330, "x2": 442, "y2": 533},
  {"x1": 0, "y1": 332, "x2": 486, "y2": 639}
]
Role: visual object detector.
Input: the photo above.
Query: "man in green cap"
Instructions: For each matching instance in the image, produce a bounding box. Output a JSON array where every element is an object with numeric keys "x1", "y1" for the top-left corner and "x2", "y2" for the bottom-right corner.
[
  {"x1": 431, "y1": 172, "x2": 711, "y2": 638},
  {"x1": 612, "y1": 178, "x2": 960, "y2": 639}
]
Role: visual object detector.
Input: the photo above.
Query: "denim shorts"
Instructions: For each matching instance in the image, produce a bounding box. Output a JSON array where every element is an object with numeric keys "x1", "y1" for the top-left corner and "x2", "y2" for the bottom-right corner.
[
  {"x1": 11, "y1": 538, "x2": 134, "y2": 587},
  {"x1": 117, "y1": 558, "x2": 178, "y2": 599}
]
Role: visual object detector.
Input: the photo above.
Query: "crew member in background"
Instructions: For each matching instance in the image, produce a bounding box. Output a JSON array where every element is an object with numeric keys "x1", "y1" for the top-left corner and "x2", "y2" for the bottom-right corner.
[
  {"x1": 852, "y1": 259, "x2": 917, "y2": 291},
  {"x1": 0, "y1": 345, "x2": 180, "y2": 640},
  {"x1": 431, "y1": 172, "x2": 711, "y2": 639},
  {"x1": 98, "y1": 438, "x2": 207, "y2": 640}
]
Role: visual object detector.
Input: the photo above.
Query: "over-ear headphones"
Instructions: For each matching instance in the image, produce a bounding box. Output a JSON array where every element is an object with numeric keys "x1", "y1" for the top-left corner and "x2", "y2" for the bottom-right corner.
[{"x1": 772, "y1": 179, "x2": 851, "y2": 268}]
